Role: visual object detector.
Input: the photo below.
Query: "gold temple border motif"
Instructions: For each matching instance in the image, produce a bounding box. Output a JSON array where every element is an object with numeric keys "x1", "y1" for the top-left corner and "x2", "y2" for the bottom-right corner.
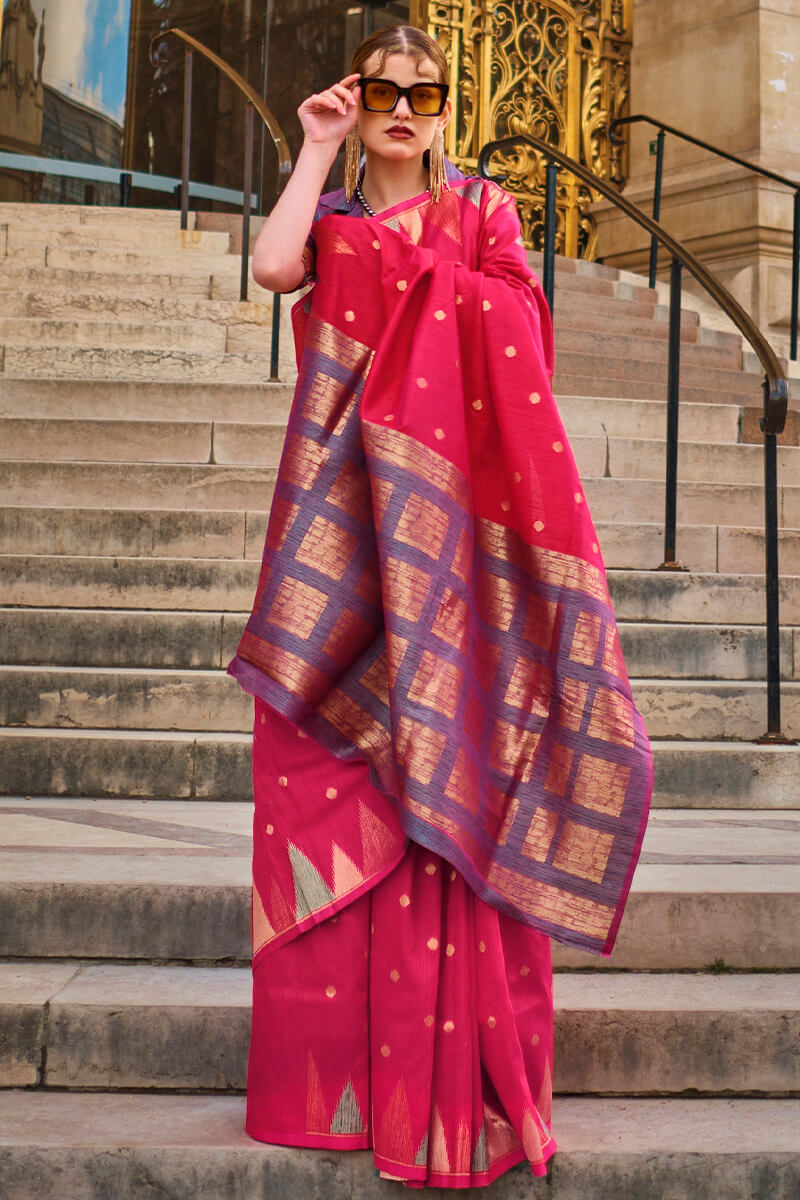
[{"x1": 410, "y1": 1, "x2": 633, "y2": 258}]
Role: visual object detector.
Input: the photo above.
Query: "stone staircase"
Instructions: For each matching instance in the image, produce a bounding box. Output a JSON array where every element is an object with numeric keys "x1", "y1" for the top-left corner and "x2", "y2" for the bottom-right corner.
[{"x1": 0, "y1": 203, "x2": 798, "y2": 1199}]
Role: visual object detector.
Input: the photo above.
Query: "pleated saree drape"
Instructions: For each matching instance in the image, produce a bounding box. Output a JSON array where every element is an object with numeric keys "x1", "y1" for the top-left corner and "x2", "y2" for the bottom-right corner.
[{"x1": 229, "y1": 170, "x2": 652, "y2": 1187}]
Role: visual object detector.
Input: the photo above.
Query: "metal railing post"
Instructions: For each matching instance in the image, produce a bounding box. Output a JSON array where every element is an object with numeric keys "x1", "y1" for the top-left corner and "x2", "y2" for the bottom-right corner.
[
  {"x1": 270, "y1": 293, "x2": 281, "y2": 381},
  {"x1": 119, "y1": 171, "x2": 132, "y2": 207},
  {"x1": 241, "y1": 103, "x2": 254, "y2": 303},
  {"x1": 761, "y1": 413, "x2": 785, "y2": 740},
  {"x1": 791, "y1": 190, "x2": 799, "y2": 362},
  {"x1": 180, "y1": 47, "x2": 193, "y2": 231},
  {"x1": 649, "y1": 128, "x2": 665, "y2": 288},
  {"x1": 543, "y1": 161, "x2": 557, "y2": 313},
  {"x1": 659, "y1": 257, "x2": 686, "y2": 570}
]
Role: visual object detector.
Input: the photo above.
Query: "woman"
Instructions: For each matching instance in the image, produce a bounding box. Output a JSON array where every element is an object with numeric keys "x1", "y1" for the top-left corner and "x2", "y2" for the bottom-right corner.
[{"x1": 228, "y1": 24, "x2": 652, "y2": 1189}]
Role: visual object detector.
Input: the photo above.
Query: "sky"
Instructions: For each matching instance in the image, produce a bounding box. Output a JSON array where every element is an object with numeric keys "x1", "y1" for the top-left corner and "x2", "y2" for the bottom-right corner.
[{"x1": 28, "y1": 0, "x2": 132, "y2": 124}]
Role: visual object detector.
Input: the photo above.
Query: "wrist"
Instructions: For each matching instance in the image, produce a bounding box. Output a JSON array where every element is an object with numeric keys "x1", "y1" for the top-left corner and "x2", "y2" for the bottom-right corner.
[{"x1": 300, "y1": 138, "x2": 340, "y2": 169}]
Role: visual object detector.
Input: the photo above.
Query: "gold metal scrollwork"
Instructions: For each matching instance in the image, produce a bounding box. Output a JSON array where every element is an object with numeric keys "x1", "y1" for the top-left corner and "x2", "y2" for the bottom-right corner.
[{"x1": 410, "y1": 0, "x2": 632, "y2": 258}]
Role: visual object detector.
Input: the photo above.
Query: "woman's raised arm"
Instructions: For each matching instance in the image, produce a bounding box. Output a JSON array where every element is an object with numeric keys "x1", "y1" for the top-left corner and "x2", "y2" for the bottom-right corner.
[{"x1": 251, "y1": 75, "x2": 361, "y2": 294}]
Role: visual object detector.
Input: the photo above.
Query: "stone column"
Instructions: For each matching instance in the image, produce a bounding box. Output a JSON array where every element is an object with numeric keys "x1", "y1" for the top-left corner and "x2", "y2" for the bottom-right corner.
[{"x1": 594, "y1": 0, "x2": 800, "y2": 352}]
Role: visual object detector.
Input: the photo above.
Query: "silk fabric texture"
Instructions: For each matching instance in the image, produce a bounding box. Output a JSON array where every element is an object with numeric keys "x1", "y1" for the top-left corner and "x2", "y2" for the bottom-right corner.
[{"x1": 229, "y1": 175, "x2": 652, "y2": 960}]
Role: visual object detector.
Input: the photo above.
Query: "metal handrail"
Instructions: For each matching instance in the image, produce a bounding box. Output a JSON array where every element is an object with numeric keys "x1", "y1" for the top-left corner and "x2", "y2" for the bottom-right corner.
[
  {"x1": 149, "y1": 28, "x2": 292, "y2": 377},
  {"x1": 479, "y1": 132, "x2": 793, "y2": 744},
  {"x1": 610, "y1": 114, "x2": 800, "y2": 360},
  {"x1": 0, "y1": 151, "x2": 255, "y2": 208}
]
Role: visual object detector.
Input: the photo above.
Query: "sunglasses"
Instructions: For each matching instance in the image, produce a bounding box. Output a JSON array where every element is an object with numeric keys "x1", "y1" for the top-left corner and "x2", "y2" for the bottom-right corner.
[{"x1": 359, "y1": 77, "x2": 449, "y2": 117}]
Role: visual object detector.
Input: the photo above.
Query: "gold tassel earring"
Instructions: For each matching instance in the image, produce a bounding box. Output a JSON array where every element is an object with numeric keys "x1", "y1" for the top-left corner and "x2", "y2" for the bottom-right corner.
[
  {"x1": 428, "y1": 129, "x2": 447, "y2": 203},
  {"x1": 344, "y1": 129, "x2": 362, "y2": 201}
]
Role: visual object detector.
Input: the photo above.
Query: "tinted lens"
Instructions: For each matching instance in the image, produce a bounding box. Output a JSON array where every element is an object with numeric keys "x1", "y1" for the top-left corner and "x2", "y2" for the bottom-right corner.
[
  {"x1": 362, "y1": 81, "x2": 398, "y2": 111},
  {"x1": 409, "y1": 85, "x2": 444, "y2": 115}
]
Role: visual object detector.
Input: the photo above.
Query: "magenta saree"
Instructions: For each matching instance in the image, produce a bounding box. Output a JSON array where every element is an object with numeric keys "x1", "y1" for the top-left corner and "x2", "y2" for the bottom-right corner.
[{"x1": 229, "y1": 172, "x2": 652, "y2": 1186}]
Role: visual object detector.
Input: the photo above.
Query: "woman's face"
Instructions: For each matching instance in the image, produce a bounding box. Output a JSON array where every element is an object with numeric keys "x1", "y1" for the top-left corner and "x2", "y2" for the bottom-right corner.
[{"x1": 356, "y1": 51, "x2": 451, "y2": 164}]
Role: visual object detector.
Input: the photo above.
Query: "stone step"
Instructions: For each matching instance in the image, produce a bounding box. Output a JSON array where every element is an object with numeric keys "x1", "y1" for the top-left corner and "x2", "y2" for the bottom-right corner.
[
  {"x1": 2, "y1": 558, "x2": 797, "y2": 626},
  {"x1": 2, "y1": 1093, "x2": 798, "y2": 1200},
  {"x1": 0, "y1": 419, "x2": 286, "y2": 466},
  {"x1": 3, "y1": 960, "x2": 797, "y2": 1094},
  {"x1": 0, "y1": 317, "x2": 228, "y2": 354},
  {"x1": 553, "y1": 327, "x2": 741, "y2": 370},
  {"x1": 558, "y1": 394, "x2": 740, "y2": 443},
  {"x1": 0, "y1": 378, "x2": 745, "y2": 444},
  {"x1": 0, "y1": 345, "x2": 271, "y2": 382},
  {"x1": 553, "y1": 372, "x2": 763, "y2": 407},
  {"x1": 586, "y1": 477, "x2": 800, "y2": 528},
  {"x1": 0, "y1": 265, "x2": 218, "y2": 298},
  {"x1": 0, "y1": 729, "x2": 796, "y2": 807},
  {"x1": 0, "y1": 555, "x2": 260, "y2": 610},
  {"x1": 601, "y1": 437, "x2": 800, "y2": 487},
  {"x1": 3, "y1": 459, "x2": 798, "y2": 529},
  {"x1": 597, "y1": 521, "x2": 800, "y2": 576},
  {"x1": 3, "y1": 667, "x2": 799, "y2": 741},
  {"x1": 555, "y1": 353, "x2": 762, "y2": 400},
  {"x1": 0, "y1": 378, "x2": 294, "y2": 422},
  {"x1": 0, "y1": 507, "x2": 261, "y2": 560},
  {"x1": 0, "y1": 609, "x2": 241, "y2": 669},
  {"x1": 1, "y1": 608, "x2": 797, "y2": 680},
  {"x1": 0, "y1": 463, "x2": 277, "y2": 514},
  {"x1": 3, "y1": 226, "x2": 231, "y2": 253},
  {"x1": 5, "y1": 504, "x2": 799, "y2": 576},
  {"x1": 0, "y1": 291, "x2": 274, "y2": 325},
  {"x1": 0, "y1": 800, "x2": 796, "y2": 971},
  {"x1": 0, "y1": 203, "x2": 203, "y2": 228},
  {"x1": 8, "y1": 420, "x2": 793, "y2": 489},
  {"x1": 0, "y1": 507, "x2": 266, "y2": 559},
  {"x1": 3, "y1": 245, "x2": 244, "y2": 275}
]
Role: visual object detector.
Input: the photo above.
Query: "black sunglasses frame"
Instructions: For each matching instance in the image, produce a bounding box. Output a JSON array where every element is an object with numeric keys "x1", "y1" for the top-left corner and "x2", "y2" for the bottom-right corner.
[{"x1": 358, "y1": 77, "x2": 449, "y2": 117}]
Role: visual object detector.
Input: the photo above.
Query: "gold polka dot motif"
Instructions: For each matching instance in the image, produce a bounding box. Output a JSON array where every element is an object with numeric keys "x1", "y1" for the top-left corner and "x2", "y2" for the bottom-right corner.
[
  {"x1": 278, "y1": 776, "x2": 288, "y2": 788},
  {"x1": 472, "y1": 399, "x2": 483, "y2": 411},
  {"x1": 325, "y1": 787, "x2": 338, "y2": 799},
  {"x1": 478, "y1": 940, "x2": 487, "y2": 954},
  {"x1": 427, "y1": 937, "x2": 439, "y2": 951},
  {"x1": 425, "y1": 863, "x2": 437, "y2": 875},
  {"x1": 416, "y1": 377, "x2": 428, "y2": 389},
  {"x1": 344, "y1": 310, "x2": 355, "y2": 322},
  {"x1": 505, "y1": 346, "x2": 517, "y2": 358},
  {"x1": 381, "y1": 1044, "x2": 391, "y2": 1057},
  {"x1": 424, "y1": 1014, "x2": 434, "y2": 1027},
  {"x1": 396, "y1": 280, "x2": 408, "y2": 292},
  {"x1": 534, "y1": 520, "x2": 545, "y2": 533},
  {"x1": 390, "y1": 969, "x2": 400, "y2": 983},
  {"x1": 520, "y1": 965, "x2": 531, "y2": 977},
  {"x1": 434, "y1": 310, "x2": 446, "y2": 321},
  {"x1": 325, "y1": 985, "x2": 337, "y2": 998},
  {"x1": 445, "y1": 943, "x2": 455, "y2": 957},
  {"x1": 434, "y1": 428, "x2": 445, "y2": 440},
  {"x1": 487, "y1": 1016, "x2": 497, "y2": 1029},
  {"x1": 443, "y1": 1020, "x2": 455, "y2": 1033},
  {"x1": 265, "y1": 824, "x2": 274, "y2": 836},
  {"x1": 529, "y1": 392, "x2": 541, "y2": 404},
  {"x1": 553, "y1": 441, "x2": 564, "y2": 453},
  {"x1": 399, "y1": 894, "x2": 411, "y2": 908}
]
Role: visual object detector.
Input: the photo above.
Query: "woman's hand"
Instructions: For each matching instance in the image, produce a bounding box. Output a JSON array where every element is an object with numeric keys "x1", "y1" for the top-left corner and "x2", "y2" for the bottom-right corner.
[{"x1": 298, "y1": 74, "x2": 361, "y2": 149}]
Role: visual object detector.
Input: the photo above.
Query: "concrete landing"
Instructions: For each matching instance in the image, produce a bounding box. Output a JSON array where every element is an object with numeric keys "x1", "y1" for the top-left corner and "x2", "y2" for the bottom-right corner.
[
  {"x1": 1, "y1": 800, "x2": 798, "y2": 969},
  {"x1": 0, "y1": 1093, "x2": 798, "y2": 1199}
]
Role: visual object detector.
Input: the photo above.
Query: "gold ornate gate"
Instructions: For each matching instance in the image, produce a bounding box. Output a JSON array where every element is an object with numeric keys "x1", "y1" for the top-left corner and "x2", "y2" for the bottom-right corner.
[{"x1": 409, "y1": 0, "x2": 632, "y2": 258}]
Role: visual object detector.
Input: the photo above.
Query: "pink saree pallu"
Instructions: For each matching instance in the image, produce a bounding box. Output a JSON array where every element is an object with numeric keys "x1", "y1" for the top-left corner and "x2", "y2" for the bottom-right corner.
[{"x1": 229, "y1": 173, "x2": 653, "y2": 1187}]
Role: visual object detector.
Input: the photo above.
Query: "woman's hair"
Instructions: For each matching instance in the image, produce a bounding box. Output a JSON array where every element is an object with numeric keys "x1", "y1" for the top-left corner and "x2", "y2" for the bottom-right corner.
[{"x1": 350, "y1": 25, "x2": 448, "y2": 84}]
